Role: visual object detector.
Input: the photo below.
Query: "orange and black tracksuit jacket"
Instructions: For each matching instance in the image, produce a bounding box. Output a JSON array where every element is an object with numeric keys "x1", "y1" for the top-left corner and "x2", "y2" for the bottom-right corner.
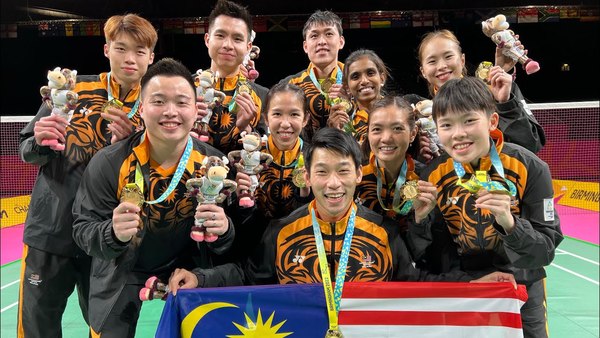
[
  {"x1": 207, "y1": 73, "x2": 267, "y2": 154},
  {"x1": 420, "y1": 129, "x2": 563, "y2": 285},
  {"x1": 245, "y1": 201, "x2": 471, "y2": 285},
  {"x1": 19, "y1": 72, "x2": 143, "y2": 256},
  {"x1": 351, "y1": 108, "x2": 369, "y2": 144},
  {"x1": 72, "y1": 131, "x2": 237, "y2": 332},
  {"x1": 254, "y1": 136, "x2": 311, "y2": 220},
  {"x1": 280, "y1": 62, "x2": 344, "y2": 141},
  {"x1": 355, "y1": 153, "x2": 421, "y2": 234}
]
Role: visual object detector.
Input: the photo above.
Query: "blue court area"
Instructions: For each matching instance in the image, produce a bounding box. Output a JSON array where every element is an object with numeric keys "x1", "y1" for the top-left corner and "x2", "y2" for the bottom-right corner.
[{"x1": 1, "y1": 236, "x2": 597, "y2": 337}]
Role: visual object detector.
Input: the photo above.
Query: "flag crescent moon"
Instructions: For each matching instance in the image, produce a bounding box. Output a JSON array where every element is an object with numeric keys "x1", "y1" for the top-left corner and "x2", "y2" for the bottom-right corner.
[{"x1": 181, "y1": 301, "x2": 239, "y2": 338}]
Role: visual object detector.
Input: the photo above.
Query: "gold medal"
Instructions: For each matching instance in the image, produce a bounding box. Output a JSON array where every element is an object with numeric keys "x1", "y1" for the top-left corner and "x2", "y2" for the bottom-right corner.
[
  {"x1": 101, "y1": 99, "x2": 124, "y2": 122},
  {"x1": 120, "y1": 183, "x2": 144, "y2": 207},
  {"x1": 336, "y1": 98, "x2": 352, "y2": 113},
  {"x1": 325, "y1": 329, "x2": 343, "y2": 338},
  {"x1": 320, "y1": 78, "x2": 335, "y2": 93},
  {"x1": 292, "y1": 168, "x2": 306, "y2": 188},
  {"x1": 476, "y1": 61, "x2": 493, "y2": 84},
  {"x1": 238, "y1": 82, "x2": 252, "y2": 94},
  {"x1": 102, "y1": 98, "x2": 124, "y2": 113},
  {"x1": 400, "y1": 180, "x2": 419, "y2": 201}
]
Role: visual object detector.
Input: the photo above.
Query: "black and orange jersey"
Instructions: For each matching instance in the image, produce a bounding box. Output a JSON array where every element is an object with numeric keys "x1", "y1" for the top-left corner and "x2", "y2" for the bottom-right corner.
[
  {"x1": 420, "y1": 129, "x2": 562, "y2": 283},
  {"x1": 72, "y1": 130, "x2": 234, "y2": 331},
  {"x1": 19, "y1": 72, "x2": 144, "y2": 256},
  {"x1": 207, "y1": 74, "x2": 266, "y2": 154},
  {"x1": 355, "y1": 153, "x2": 421, "y2": 233},
  {"x1": 281, "y1": 62, "x2": 344, "y2": 140},
  {"x1": 245, "y1": 201, "x2": 470, "y2": 285},
  {"x1": 351, "y1": 108, "x2": 369, "y2": 145},
  {"x1": 254, "y1": 136, "x2": 309, "y2": 220}
]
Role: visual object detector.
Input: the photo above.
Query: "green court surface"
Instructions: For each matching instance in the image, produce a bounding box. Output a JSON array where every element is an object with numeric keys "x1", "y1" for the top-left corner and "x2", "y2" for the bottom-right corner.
[{"x1": 1, "y1": 237, "x2": 598, "y2": 337}]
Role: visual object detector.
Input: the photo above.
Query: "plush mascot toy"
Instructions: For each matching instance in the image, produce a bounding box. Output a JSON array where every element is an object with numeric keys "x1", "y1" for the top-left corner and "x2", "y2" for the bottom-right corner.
[
  {"x1": 243, "y1": 30, "x2": 261, "y2": 81},
  {"x1": 481, "y1": 14, "x2": 540, "y2": 75},
  {"x1": 139, "y1": 276, "x2": 169, "y2": 302},
  {"x1": 193, "y1": 69, "x2": 226, "y2": 142},
  {"x1": 39, "y1": 67, "x2": 78, "y2": 150},
  {"x1": 228, "y1": 132, "x2": 272, "y2": 208},
  {"x1": 185, "y1": 156, "x2": 237, "y2": 242},
  {"x1": 414, "y1": 99, "x2": 442, "y2": 157}
]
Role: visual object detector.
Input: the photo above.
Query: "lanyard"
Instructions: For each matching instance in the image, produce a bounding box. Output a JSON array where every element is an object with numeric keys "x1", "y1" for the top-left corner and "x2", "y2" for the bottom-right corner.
[
  {"x1": 308, "y1": 65, "x2": 343, "y2": 97},
  {"x1": 311, "y1": 206, "x2": 356, "y2": 334},
  {"x1": 374, "y1": 158, "x2": 414, "y2": 215},
  {"x1": 134, "y1": 135, "x2": 193, "y2": 204},
  {"x1": 106, "y1": 72, "x2": 140, "y2": 119},
  {"x1": 453, "y1": 140, "x2": 517, "y2": 196}
]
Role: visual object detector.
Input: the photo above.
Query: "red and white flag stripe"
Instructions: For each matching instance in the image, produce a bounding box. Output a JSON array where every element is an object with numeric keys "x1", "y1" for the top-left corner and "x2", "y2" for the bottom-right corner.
[{"x1": 339, "y1": 282, "x2": 528, "y2": 338}]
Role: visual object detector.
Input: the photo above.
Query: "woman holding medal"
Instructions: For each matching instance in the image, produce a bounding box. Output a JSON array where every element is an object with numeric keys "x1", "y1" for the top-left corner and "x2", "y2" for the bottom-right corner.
[
  {"x1": 327, "y1": 49, "x2": 389, "y2": 145},
  {"x1": 226, "y1": 83, "x2": 313, "y2": 268},
  {"x1": 355, "y1": 96, "x2": 439, "y2": 238},
  {"x1": 415, "y1": 29, "x2": 545, "y2": 160}
]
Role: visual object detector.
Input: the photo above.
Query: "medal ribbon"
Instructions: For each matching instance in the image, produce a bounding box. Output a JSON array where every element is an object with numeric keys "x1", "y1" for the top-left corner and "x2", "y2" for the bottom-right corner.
[
  {"x1": 311, "y1": 206, "x2": 356, "y2": 334},
  {"x1": 227, "y1": 74, "x2": 249, "y2": 112},
  {"x1": 453, "y1": 139, "x2": 516, "y2": 196},
  {"x1": 134, "y1": 135, "x2": 193, "y2": 204},
  {"x1": 375, "y1": 159, "x2": 414, "y2": 215},
  {"x1": 106, "y1": 72, "x2": 140, "y2": 119},
  {"x1": 308, "y1": 65, "x2": 343, "y2": 97}
]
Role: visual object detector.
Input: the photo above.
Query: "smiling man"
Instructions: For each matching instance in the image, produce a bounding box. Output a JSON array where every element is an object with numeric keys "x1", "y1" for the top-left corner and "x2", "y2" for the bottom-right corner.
[
  {"x1": 17, "y1": 14, "x2": 156, "y2": 338},
  {"x1": 72, "y1": 58, "x2": 238, "y2": 338},
  {"x1": 280, "y1": 10, "x2": 346, "y2": 142},
  {"x1": 195, "y1": 0, "x2": 267, "y2": 154}
]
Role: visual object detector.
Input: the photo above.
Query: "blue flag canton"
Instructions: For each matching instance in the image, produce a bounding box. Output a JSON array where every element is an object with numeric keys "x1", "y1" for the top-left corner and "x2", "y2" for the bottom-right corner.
[{"x1": 156, "y1": 284, "x2": 328, "y2": 338}]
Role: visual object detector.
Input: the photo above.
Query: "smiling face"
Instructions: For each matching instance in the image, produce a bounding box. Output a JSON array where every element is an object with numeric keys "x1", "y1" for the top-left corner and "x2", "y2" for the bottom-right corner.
[
  {"x1": 419, "y1": 36, "x2": 465, "y2": 91},
  {"x1": 104, "y1": 33, "x2": 155, "y2": 92},
  {"x1": 305, "y1": 148, "x2": 362, "y2": 222},
  {"x1": 437, "y1": 109, "x2": 499, "y2": 167},
  {"x1": 303, "y1": 23, "x2": 345, "y2": 72},
  {"x1": 368, "y1": 105, "x2": 417, "y2": 174},
  {"x1": 346, "y1": 56, "x2": 385, "y2": 110},
  {"x1": 205, "y1": 15, "x2": 251, "y2": 77},
  {"x1": 140, "y1": 75, "x2": 197, "y2": 149},
  {"x1": 265, "y1": 91, "x2": 308, "y2": 151}
]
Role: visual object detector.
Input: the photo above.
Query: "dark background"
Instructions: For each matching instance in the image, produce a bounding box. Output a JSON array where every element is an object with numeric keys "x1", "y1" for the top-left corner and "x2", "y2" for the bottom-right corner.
[{"x1": 1, "y1": 0, "x2": 598, "y2": 116}]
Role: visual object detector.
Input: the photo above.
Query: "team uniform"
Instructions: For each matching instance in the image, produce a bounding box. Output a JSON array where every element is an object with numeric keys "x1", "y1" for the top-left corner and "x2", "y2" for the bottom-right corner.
[
  {"x1": 420, "y1": 129, "x2": 563, "y2": 338},
  {"x1": 72, "y1": 131, "x2": 236, "y2": 337},
  {"x1": 205, "y1": 74, "x2": 267, "y2": 154},
  {"x1": 245, "y1": 201, "x2": 471, "y2": 285},
  {"x1": 349, "y1": 107, "x2": 369, "y2": 145},
  {"x1": 17, "y1": 72, "x2": 142, "y2": 337},
  {"x1": 280, "y1": 62, "x2": 344, "y2": 141}
]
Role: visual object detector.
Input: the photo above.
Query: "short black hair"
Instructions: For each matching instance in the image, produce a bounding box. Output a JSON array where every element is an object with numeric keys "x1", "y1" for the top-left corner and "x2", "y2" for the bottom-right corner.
[
  {"x1": 432, "y1": 76, "x2": 496, "y2": 121},
  {"x1": 208, "y1": 0, "x2": 253, "y2": 41},
  {"x1": 303, "y1": 127, "x2": 362, "y2": 174},
  {"x1": 302, "y1": 10, "x2": 343, "y2": 40},
  {"x1": 140, "y1": 57, "x2": 195, "y2": 96},
  {"x1": 263, "y1": 82, "x2": 308, "y2": 117}
]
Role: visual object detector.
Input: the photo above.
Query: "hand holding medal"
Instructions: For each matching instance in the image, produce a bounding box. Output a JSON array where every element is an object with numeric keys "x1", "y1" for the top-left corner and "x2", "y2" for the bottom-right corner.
[{"x1": 114, "y1": 183, "x2": 144, "y2": 242}]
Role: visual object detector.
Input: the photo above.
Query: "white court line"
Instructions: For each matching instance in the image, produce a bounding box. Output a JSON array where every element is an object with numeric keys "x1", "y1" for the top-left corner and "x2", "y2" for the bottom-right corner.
[
  {"x1": 556, "y1": 248, "x2": 599, "y2": 266},
  {"x1": 550, "y1": 263, "x2": 599, "y2": 285},
  {"x1": 1, "y1": 302, "x2": 18, "y2": 313},
  {"x1": 1, "y1": 279, "x2": 20, "y2": 290}
]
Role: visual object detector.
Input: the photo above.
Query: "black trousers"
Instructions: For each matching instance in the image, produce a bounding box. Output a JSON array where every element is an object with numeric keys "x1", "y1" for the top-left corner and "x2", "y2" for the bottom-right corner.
[
  {"x1": 522, "y1": 279, "x2": 549, "y2": 338},
  {"x1": 17, "y1": 245, "x2": 91, "y2": 338},
  {"x1": 91, "y1": 283, "x2": 145, "y2": 338}
]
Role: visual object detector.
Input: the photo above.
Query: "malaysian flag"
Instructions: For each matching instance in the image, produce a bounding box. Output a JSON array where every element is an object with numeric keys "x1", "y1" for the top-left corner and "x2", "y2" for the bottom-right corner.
[{"x1": 155, "y1": 282, "x2": 527, "y2": 338}]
